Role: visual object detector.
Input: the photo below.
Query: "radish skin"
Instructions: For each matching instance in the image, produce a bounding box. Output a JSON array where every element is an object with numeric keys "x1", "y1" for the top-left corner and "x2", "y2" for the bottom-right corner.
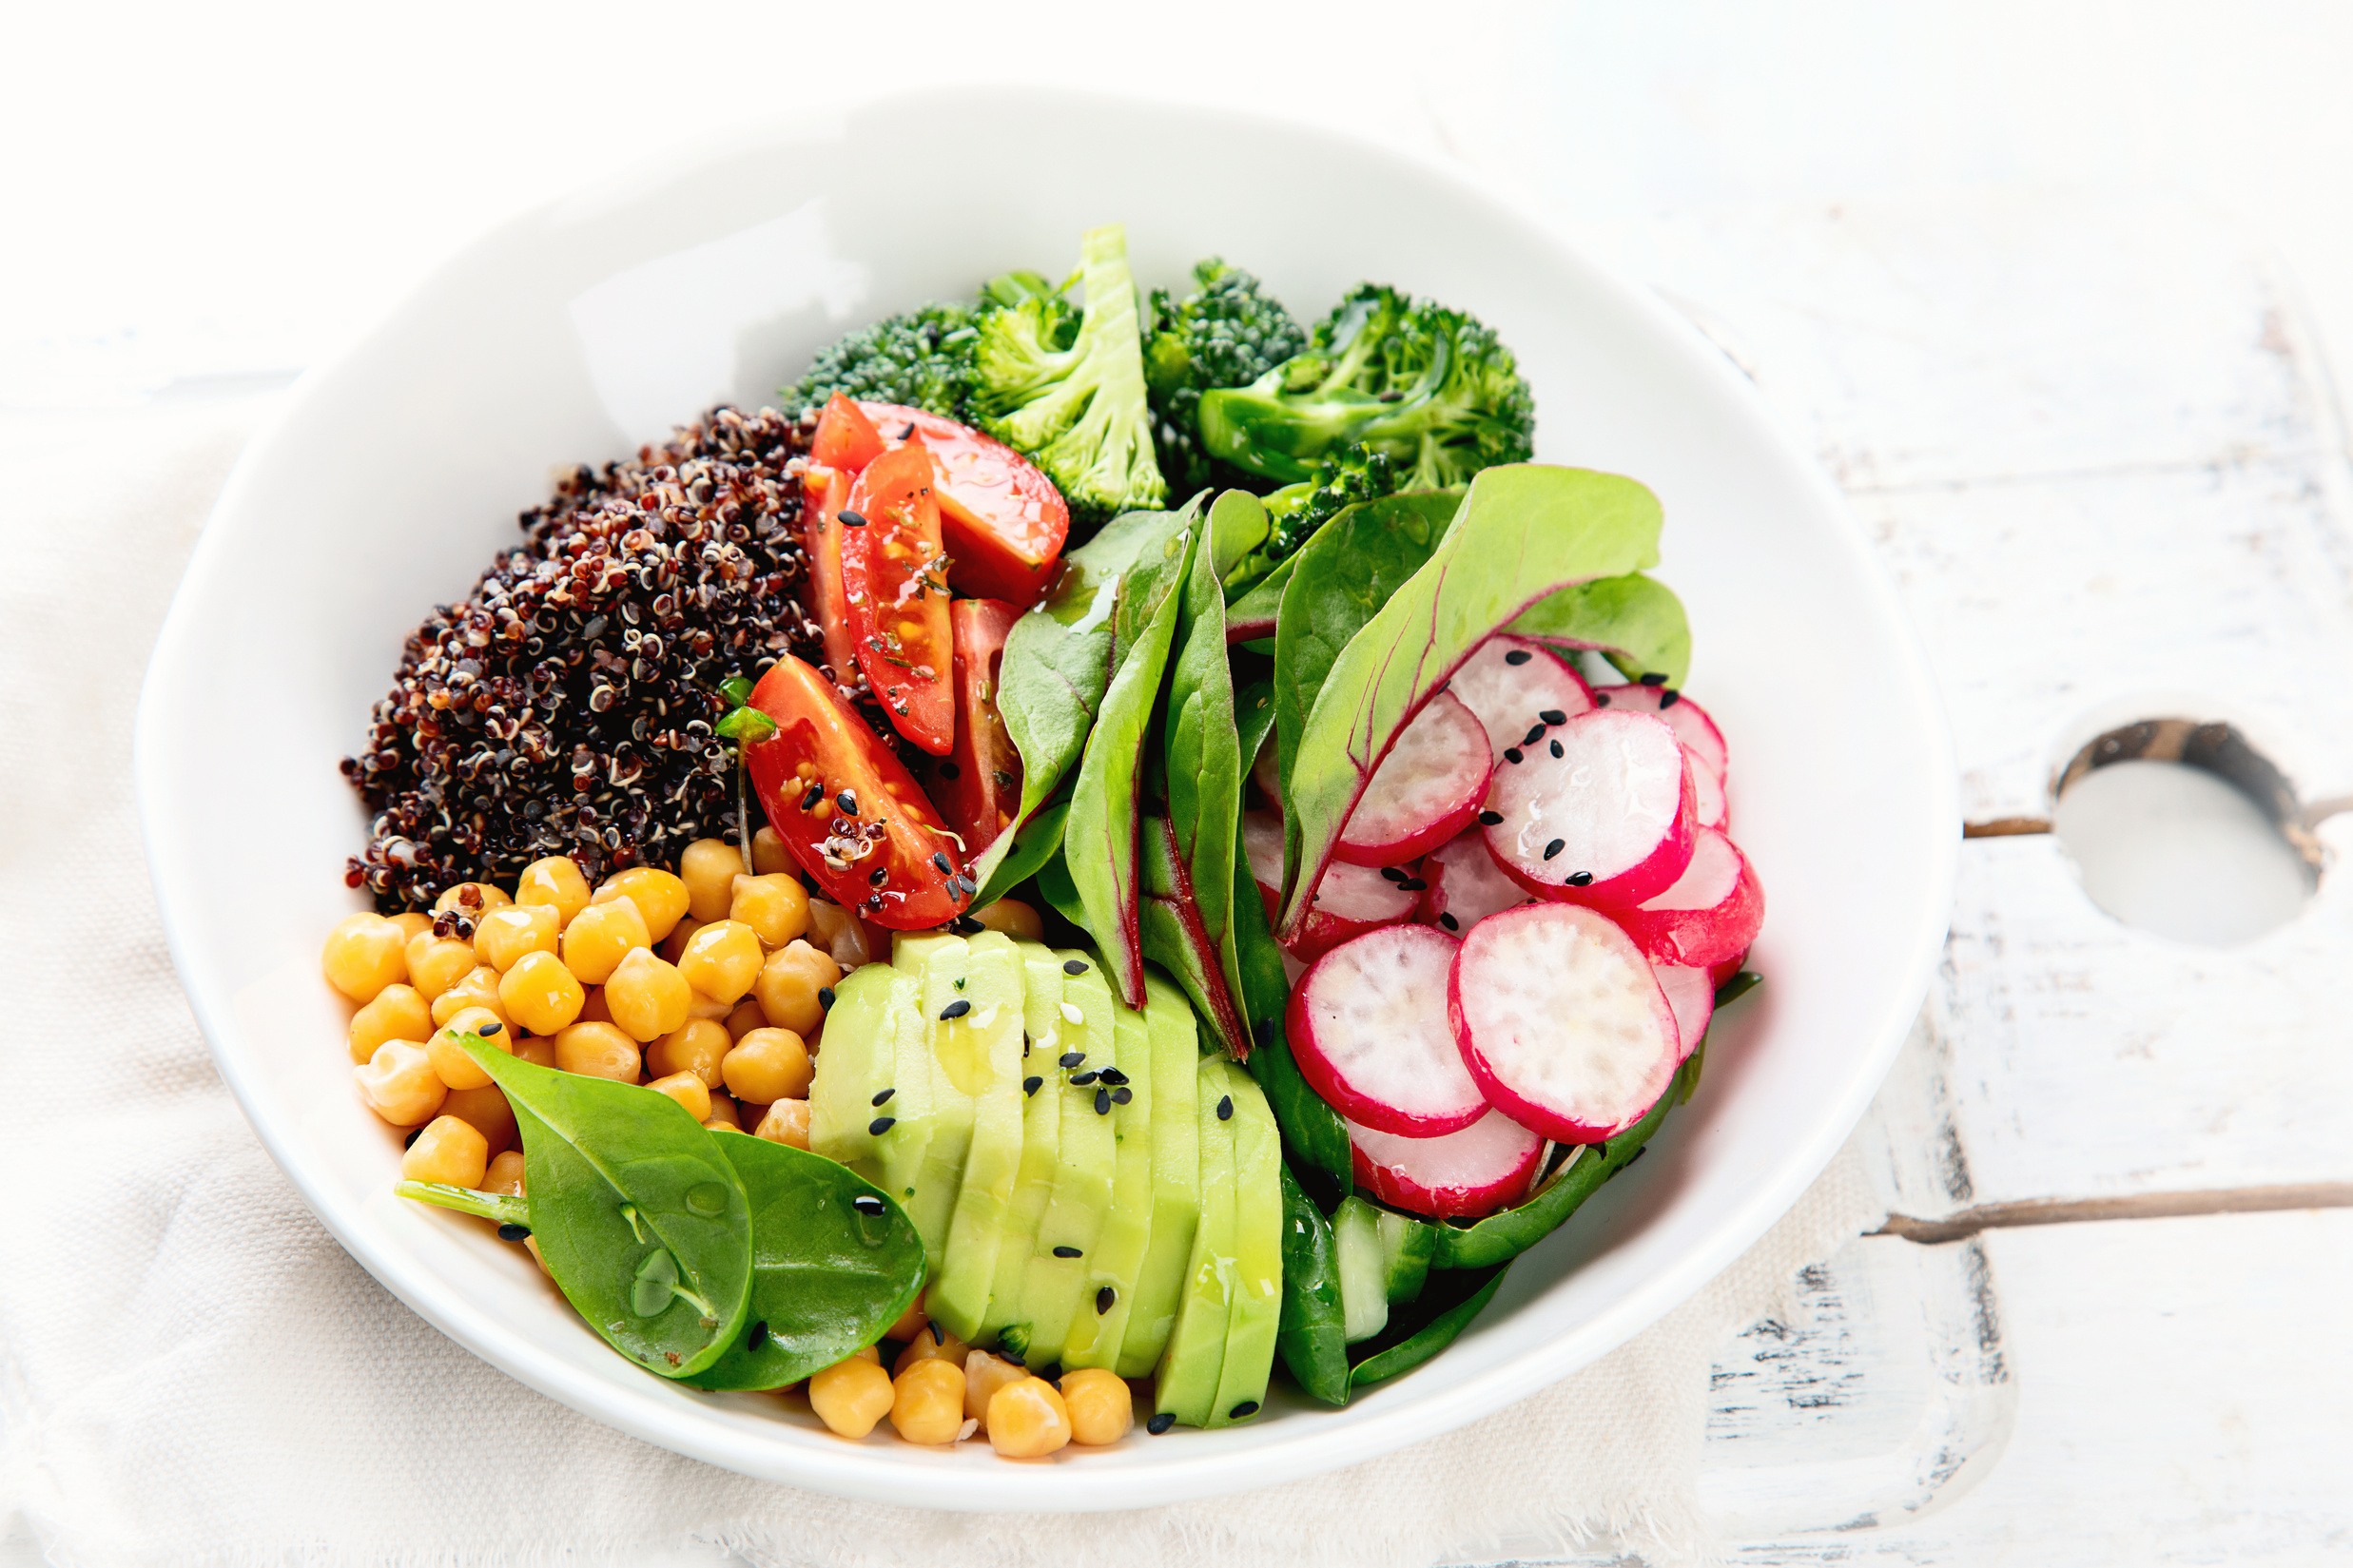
[
  {"x1": 1483, "y1": 709, "x2": 1697, "y2": 910},
  {"x1": 1610, "y1": 828, "x2": 1764, "y2": 970},
  {"x1": 1334, "y1": 690, "x2": 1492, "y2": 867},
  {"x1": 1653, "y1": 964, "x2": 1716, "y2": 1063},
  {"x1": 1289, "y1": 925, "x2": 1484, "y2": 1137},
  {"x1": 1346, "y1": 1107, "x2": 1545, "y2": 1219},
  {"x1": 1244, "y1": 808, "x2": 1416, "y2": 962}
]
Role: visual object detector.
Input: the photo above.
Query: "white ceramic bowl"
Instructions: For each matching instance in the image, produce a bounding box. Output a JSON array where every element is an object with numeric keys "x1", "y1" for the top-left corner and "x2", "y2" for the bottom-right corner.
[{"x1": 135, "y1": 87, "x2": 1956, "y2": 1510}]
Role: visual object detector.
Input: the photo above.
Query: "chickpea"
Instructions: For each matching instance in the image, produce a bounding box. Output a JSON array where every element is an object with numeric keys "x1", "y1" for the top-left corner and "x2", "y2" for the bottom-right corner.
[
  {"x1": 439, "y1": 1083, "x2": 516, "y2": 1156},
  {"x1": 512, "y1": 1033, "x2": 557, "y2": 1069},
  {"x1": 971, "y1": 899, "x2": 1044, "y2": 939},
  {"x1": 986, "y1": 1377, "x2": 1072, "y2": 1458},
  {"x1": 498, "y1": 951, "x2": 586, "y2": 1036},
  {"x1": 577, "y1": 986, "x2": 613, "y2": 1025},
  {"x1": 646, "y1": 1018, "x2": 730, "y2": 1088},
  {"x1": 729, "y1": 873, "x2": 810, "y2": 950},
  {"x1": 752, "y1": 1098, "x2": 807, "y2": 1150},
  {"x1": 725, "y1": 997, "x2": 768, "y2": 1040},
  {"x1": 679, "y1": 920, "x2": 763, "y2": 1004},
  {"x1": 753, "y1": 940, "x2": 840, "y2": 1036},
  {"x1": 605, "y1": 947, "x2": 691, "y2": 1043},
  {"x1": 554, "y1": 1021, "x2": 641, "y2": 1083},
  {"x1": 1060, "y1": 1368, "x2": 1134, "y2": 1445},
  {"x1": 703, "y1": 1089, "x2": 742, "y2": 1129},
  {"x1": 403, "y1": 934, "x2": 479, "y2": 1003},
  {"x1": 561, "y1": 896, "x2": 649, "y2": 985},
  {"x1": 647, "y1": 1070, "x2": 712, "y2": 1122},
  {"x1": 389, "y1": 911, "x2": 435, "y2": 944},
  {"x1": 885, "y1": 1291, "x2": 929, "y2": 1343},
  {"x1": 849, "y1": 1342, "x2": 882, "y2": 1365},
  {"x1": 321, "y1": 914, "x2": 407, "y2": 1002},
  {"x1": 657, "y1": 916, "x2": 704, "y2": 965},
  {"x1": 514, "y1": 856, "x2": 592, "y2": 929},
  {"x1": 889, "y1": 1359, "x2": 968, "y2": 1445},
  {"x1": 427, "y1": 1006, "x2": 514, "y2": 1091},
  {"x1": 807, "y1": 1356, "x2": 895, "y2": 1439},
  {"x1": 474, "y1": 904, "x2": 558, "y2": 972},
  {"x1": 678, "y1": 837, "x2": 748, "y2": 923},
  {"x1": 963, "y1": 1350, "x2": 1026, "y2": 1430},
  {"x1": 724, "y1": 1028, "x2": 811, "y2": 1105},
  {"x1": 348, "y1": 983, "x2": 430, "y2": 1064},
  {"x1": 483, "y1": 1149, "x2": 527, "y2": 1196},
  {"x1": 432, "y1": 881, "x2": 514, "y2": 918},
  {"x1": 592, "y1": 867, "x2": 689, "y2": 941},
  {"x1": 400, "y1": 1114, "x2": 489, "y2": 1188},
  {"x1": 430, "y1": 967, "x2": 512, "y2": 1031},
  {"x1": 354, "y1": 1039, "x2": 446, "y2": 1127},
  {"x1": 892, "y1": 1322, "x2": 969, "y2": 1380},
  {"x1": 749, "y1": 826, "x2": 794, "y2": 877}
]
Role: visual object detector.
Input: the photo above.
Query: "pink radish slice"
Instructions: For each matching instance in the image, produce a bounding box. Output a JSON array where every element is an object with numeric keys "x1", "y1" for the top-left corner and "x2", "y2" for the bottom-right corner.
[
  {"x1": 1347, "y1": 1107, "x2": 1544, "y2": 1219},
  {"x1": 1449, "y1": 902, "x2": 1680, "y2": 1143},
  {"x1": 1610, "y1": 827, "x2": 1764, "y2": 970},
  {"x1": 1334, "y1": 690, "x2": 1492, "y2": 867},
  {"x1": 1289, "y1": 925, "x2": 1482, "y2": 1136},
  {"x1": 1447, "y1": 634, "x2": 1595, "y2": 766},
  {"x1": 1422, "y1": 833, "x2": 1535, "y2": 936},
  {"x1": 1592, "y1": 684, "x2": 1727, "y2": 784},
  {"x1": 1484, "y1": 709, "x2": 1696, "y2": 909},
  {"x1": 1707, "y1": 949, "x2": 1748, "y2": 987},
  {"x1": 1692, "y1": 762, "x2": 1726, "y2": 830},
  {"x1": 1653, "y1": 965, "x2": 1715, "y2": 1063},
  {"x1": 1244, "y1": 809, "x2": 1417, "y2": 962}
]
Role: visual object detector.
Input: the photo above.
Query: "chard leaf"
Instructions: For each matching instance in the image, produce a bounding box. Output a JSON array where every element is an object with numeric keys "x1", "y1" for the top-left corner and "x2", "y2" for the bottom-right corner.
[
  {"x1": 1278, "y1": 467, "x2": 1663, "y2": 938},
  {"x1": 1508, "y1": 571, "x2": 1692, "y2": 688}
]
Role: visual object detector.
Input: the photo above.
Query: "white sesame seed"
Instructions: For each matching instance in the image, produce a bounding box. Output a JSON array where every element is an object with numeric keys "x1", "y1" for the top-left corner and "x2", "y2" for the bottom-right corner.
[{"x1": 1060, "y1": 1001, "x2": 1084, "y2": 1025}]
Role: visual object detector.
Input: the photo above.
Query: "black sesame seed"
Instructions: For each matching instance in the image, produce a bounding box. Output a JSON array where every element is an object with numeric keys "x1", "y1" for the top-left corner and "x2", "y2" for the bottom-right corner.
[
  {"x1": 1594, "y1": 691, "x2": 1612, "y2": 707},
  {"x1": 868, "y1": 1115, "x2": 896, "y2": 1135},
  {"x1": 1539, "y1": 708, "x2": 1568, "y2": 726},
  {"x1": 1255, "y1": 1017, "x2": 1277, "y2": 1051},
  {"x1": 1097, "y1": 1286, "x2": 1116, "y2": 1314},
  {"x1": 1565, "y1": 870, "x2": 1594, "y2": 887},
  {"x1": 851, "y1": 1194, "x2": 885, "y2": 1215},
  {"x1": 1229, "y1": 1401, "x2": 1259, "y2": 1420},
  {"x1": 817, "y1": 986, "x2": 836, "y2": 1010},
  {"x1": 1148, "y1": 1412, "x2": 1176, "y2": 1435},
  {"x1": 1543, "y1": 839, "x2": 1565, "y2": 861},
  {"x1": 1071, "y1": 1070, "x2": 1099, "y2": 1086},
  {"x1": 954, "y1": 874, "x2": 977, "y2": 895},
  {"x1": 1023, "y1": 1075, "x2": 1043, "y2": 1095},
  {"x1": 1058, "y1": 1051, "x2": 1084, "y2": 1069},
  {"x1": 1095, "y1": 1088, "x2": 1112, "y2": 1115},
  {"x1": 896, "y1": 423, "x2": 916, "y2": 440},
  {"x1": 1098, "y1": 1067, "x2": 1128, "y2": 1086},
  {"x1": 476, "y1": 1019, "x2": 503, "y2": 1036},
  {"x1": 1062, "y1": 958, "x2": 1090, "y2": 975},
  {"x1": 839, "y1": 510, "x2": 868, "y2": 528},
  {"x1": 1110, "y1": 1086, "x2": 1132, "y2": 1105},
  {"x1": 1379, "y1": 865, "x2": 1408, "y2": 883},
  {"x1": 403, "y1": 1128, "x2": 423, "y2": 1149},
  {"x1": 1504, "y1": 649, "x2": 1532, "y2": 666},
  {"x1": 1595, "y1": 1138, "x2": 1610, "y2": 1157},
  {"x1": 1399, "y1": 876, "x2": 1427, "y2": 891},
  {"x1": 1478, "y1": 810, "x2": 1504, "y2": 825},
  {"x1": 1504, "y1": 747, "x2": 1524, "y2": 765},
  {"x1": 837, "y1": 789, "x2": 859, "y2": 815},
  {"x1": 747, "y1": 1320, "x2": 769, "y2": 1351},
  {"x1": 940, "y1": 998, "x2": 971, "y2": 1020},
  {"x1": 1523, "y1": 724, "x2": 1546, "y2": 746},
  {"x1": 802, "y1": 784, "x2": 826, "y2": 810},
  {"x1": 1627, "y1": 1144, "x2": 1649, "y2": 1166},
  {"x1": 872, "y1": 1088, "x2": 895, "y2": 1106},
  {"x1": 931, "y1": 852, "x2": 952, "y2": 874},
  {"x1": 1640, "y1": 671, "x2": 1668, "y2": 686},
  {"x1": 1216, "y1": 1095, "x2": 1234, "y2": 1121},
  {"x1": 1660, "y1": 688, "x2": 1682, "y2": 708},
  {"x1": 1053, "y1": 1245, "x2": 1082, "y2": 1259},
  {"x1": 496, "y1": 1222, "x2": 531, "y2": 1242},
  {"x1": 1438, "y1": 911, "x2": 1460, "y2": 931},
  {"x1": 1550, "y1": 740, "x2": 1565, "y2": 759}
]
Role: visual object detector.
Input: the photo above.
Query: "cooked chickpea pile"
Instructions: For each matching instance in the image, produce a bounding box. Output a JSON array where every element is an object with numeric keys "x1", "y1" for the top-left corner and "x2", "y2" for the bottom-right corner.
[{"x1": 326, "y1": 846, "x2": 1124, "y2": 1454}]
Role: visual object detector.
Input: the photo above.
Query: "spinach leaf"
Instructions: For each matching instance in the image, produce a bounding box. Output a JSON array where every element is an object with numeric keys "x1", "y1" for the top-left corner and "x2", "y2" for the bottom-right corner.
[
  {"x1": 680, "y1": 1131, "x2": 925, "y2": 1391},
  {"x1": 1508, "y1": 571, "x2": 1692, "y2": 688},
  {"x1": 395, "y1": 1180, "x2": 529, "y2": 1228},
  {"x1": 1032, "y1": 848, "x2": 1085, "y2": 928},
  {"x1": 1222, "y1": 551, "x2": 1296, "y2": 641},
  {"x1": 1278, "y1": 467, "x2": 1663, "y2": 938},
  {"x1": 1209, "y1": 489, "x2": 1270, "y2": 581},
  {"x1": 1274, "y1": 1165, "x2": 1350, "y2": 1405},
  {"x1": 1346, "y1": 1262, "x2": 1510, "y2": 1390},
  {"x1": 1234, "y1": 677, "x2": 1278, "y2": 780},
  {"x1": 1428, "y1": 1072, "x2": 1679, "y2": 1271},
  {"x1": 457, "y1": 1032, "x2": 753, "y2": 1378},
  {"x1": 971, "y1": 795, "x2": 1071, "y2": 909}
]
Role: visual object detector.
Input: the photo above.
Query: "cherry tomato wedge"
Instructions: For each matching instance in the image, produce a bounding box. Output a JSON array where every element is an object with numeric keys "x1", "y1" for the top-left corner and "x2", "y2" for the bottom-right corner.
[
  {"x1": 744, "y1": 655, "x2": 974, "y2": 930},
  {"x1": 810, "y1": 393, "x2": 885, "y2": 473},
  {"x1": 936, "y1": 598, "x2": 1025, "y2": 852},
  {"x1": 861, "y1": 402, "x2": 1071, "y2": 606},
  {"x1": 842, "y1": 445, "x2": 955, "y2": 756},
  {"x1": 800, "y1": 463, "x2": 860, "y2": 685}
]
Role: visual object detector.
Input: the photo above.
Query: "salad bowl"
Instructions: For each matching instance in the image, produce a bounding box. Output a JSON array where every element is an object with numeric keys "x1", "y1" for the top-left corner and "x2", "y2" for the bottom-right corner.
[{"x1": 135, "y1": 87, "x2": 1956, "y2": 1509}]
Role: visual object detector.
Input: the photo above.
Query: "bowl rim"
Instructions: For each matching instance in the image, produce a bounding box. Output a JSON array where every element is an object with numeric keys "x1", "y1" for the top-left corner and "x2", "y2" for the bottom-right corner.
[{"x1": 134, "y1": 82, "x2": 1958, "y2": 1510}]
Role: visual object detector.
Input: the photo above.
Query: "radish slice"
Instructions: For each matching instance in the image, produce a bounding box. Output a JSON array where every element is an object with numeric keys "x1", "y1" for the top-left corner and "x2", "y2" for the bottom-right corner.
[
  {"x1": 1483, "y1": 709, "x2": 1696, "y2": 909},
  {"x1": 1449, "y1": 903, "x2": 1680, "y2": 1143},
  {"x1": 1653, "y1": 964, "x2": 1715, "y2": 1063},
  {"x1": 1592, "y1": 684, "x2": 1727, "y2": 785},
  {"x1": 1422, "y1": 833, "x2": 1534, "y2": 937},
  {"x1": 1692, "y1": 762, "x2": 1726, "y2": 830},
  {"x1": 1334, "y1": 690, "x2": 1491, "y2": 867},
  {"x1": 1610, "y1": 827, "x2": 1763, "y2": 969},
  {"x1": 1346, "y1": 1107, "x2": 1544, "y2": 1219},
  {"x1": 1289, "y1": 925, "x2": 1483, "y2": 1137},
  {"x1": 1245, "y1": 809, "x2": 1417, "y2": 962},
  {"x1": 1707, "y1": 949, "x2": 1748, "y2": 988},
  {"x1": 1447, "y1": 635, "x2": 1595, "y2": 766}
]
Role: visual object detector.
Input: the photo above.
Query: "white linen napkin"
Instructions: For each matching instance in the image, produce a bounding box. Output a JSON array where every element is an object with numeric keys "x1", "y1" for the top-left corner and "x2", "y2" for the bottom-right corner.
[{"x1": 0, "y1": 402, "x2": 1882, "y2": 1568}]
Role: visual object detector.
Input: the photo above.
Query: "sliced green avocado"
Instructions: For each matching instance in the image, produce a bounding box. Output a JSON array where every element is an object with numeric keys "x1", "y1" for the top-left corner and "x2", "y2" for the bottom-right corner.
[
  {"x1": 804, "y1": 960, "x2": 904, "y2": 1185},
  {"x1": 1117, "y1": 977, "x2": 1205, "y2": 1377},
  {"x1": 925, "y1": 931, "x2": 1026, "y2": 1344},
  {"x1": 893, "y1": 931, "x2": 973, "y2": 1272},
  {"x1": 861, "y1": 963, "x2": 937, "y2": 1229},
  {"x1": 1010, "y1": 951, "x2": 1117, "y2": 1365},
  {"x1": 1153, "y1": 1049, "x2": 1236, "y2": 1426},
  {"x1": 1059, "y1": 955, "x2": 1157, "y2": 1369},
  {"x1": 980, "y1": 941, "x2": 1072, "y2": 1349},
  {"x1": 1207, "y1": 1062, "x2": 1282, "y2": 1427}
]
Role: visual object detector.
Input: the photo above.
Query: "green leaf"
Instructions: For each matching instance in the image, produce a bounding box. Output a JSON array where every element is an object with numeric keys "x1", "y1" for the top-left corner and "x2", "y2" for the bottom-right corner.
[
  {"x1": 1033, "y1": 849, "x2": 1085, "y2": 928},
  {"x1": 679, "y1": 1131, "x2": 926, "y2": 1390},
  {"x1": 1507, "y1": 571, "x2": 1692, "y2": 689},
  {"x1": 1274, "y1": 1165, "x2": 1350, "y2": 1405},
  {"x1": 714, "y1": 706, "x2": 779, "y2": 745},
  {"x1": 1209, "y1": 489, "x2": 1270, "y2": 580},
  {"x1": 717, "y1": 675, "x2": 756, "y2": 707},
  {"x1": 395, "y1": 1181, "x2": 529, "y2": 1228},
  {"x1": 1234, "y1": 677, "x2": 1278, "y2": 782},
  {"x1": 1428, "y1": 1076, "x2": 1678, "y2": 1270},
  {"x1": 1223, "y1": 552, "x2": 1297, "y2": 635},
  {"x1": 456, "y1": 1033, "x2": 753, "y2": 1379},
  {"x1": 1346, "y1": 1262, "x2": 1510, "y2": 1389},
  {"x1": 971, "y1": 796, "x2": 1071, "y2": 909},
  {"x1": 1278, "y1": 466, "x2": 1663, "y2": 938}
]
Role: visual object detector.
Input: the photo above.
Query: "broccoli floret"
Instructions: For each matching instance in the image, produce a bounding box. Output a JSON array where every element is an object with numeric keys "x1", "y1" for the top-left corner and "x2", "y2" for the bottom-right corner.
[
  {"x1": 780, "y1": 300, "x2": 983, "y2": 420},
  {"x1": 971, "y1": 224, "x2": 1167, "y2": 526},
  {"x1": 1196, "y1": 283, "x2": 1535, "y2": 489},
  {"x1": 1144, "y1": 259, "x2": 1309, "y2": 496},
  {"x1": 1261, "y1": 443, "x2": 1405, "y2": 558}
]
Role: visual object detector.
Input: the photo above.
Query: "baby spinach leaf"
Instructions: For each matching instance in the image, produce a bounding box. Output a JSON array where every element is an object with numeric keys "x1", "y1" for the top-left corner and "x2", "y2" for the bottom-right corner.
[
  {"x1": 1275, "y1": 1165, "x2": 1351, "y2": 1405},
  {"x1": 971, "y1": 795, "x2": 1071, "y2": 909},
  {"x1": 680, "y1": 1131, "x2": 926, "y2": 1391},
  {"x1": 1033, "y1": 848, "x2": 1085, "y2": 929},
  {"x1": 1346, "y1": 1261, "x2": 1510, "y2": 1390},
  {"x1": 1209, "y1": 488, "x2": 1271, "y2": 581},
  {"x1": 1508, "y1": 571, "x2": 1692, "y2": 689},
  {"x1": 395, "y1": 1181, "x2": 529, "y2": 1228},
  {"x1": 1428, "y1": 1076, "x2": 1678, "y2": 1271},
  {"x1": 1278, "y1": 467, "x2": 1663, "y2": 938},
  {"x1": 457, "y1": 1033, "x2": 753, "y2": 1379},
  {"x1": 1223, "y1": 553, "x2": 1296, "y2": 642}
]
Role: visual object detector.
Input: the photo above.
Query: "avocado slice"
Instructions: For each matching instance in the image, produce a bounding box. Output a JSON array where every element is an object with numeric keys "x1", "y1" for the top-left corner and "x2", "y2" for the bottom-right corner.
[
  {"x1": 978, "y1": 941, "x2": 1072, "y2": 1348},
  {"x1": 861, "y1": 964, "x2": 938, "y2": 1231},
  {"x1": 1059, "y1": 956, "x2": 1157, "y2": 1369},
  {"x1": 892, "y1": 931, "x2": 974, "y2": 1271},
  {"x1": 1116, "y1": 978, "x2": 1205, "y2": 1377},
  {"x1": 804, "y1": 960, "x2": 905, "y2": 1185},
  {"x1": 1008, "y1": 951, "x2": 1117, "y2": 1365},
  {"x1": 1207, "y1": 1062, "x2": 1282, "y2": 1427},
  {"x1": 1152, "y1": 1050, "x2": 1236, "y2": 1426},
  {"x1": 925, "y1": 931, "x2": 1026, "y2": 1344}
]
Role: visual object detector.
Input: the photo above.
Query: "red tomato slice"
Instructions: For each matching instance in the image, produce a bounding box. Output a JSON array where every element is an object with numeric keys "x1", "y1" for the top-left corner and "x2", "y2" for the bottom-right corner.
[
  {"x1": 937, "y1": 598, "x2": 1025, "y2": 851},
  {"x1": 745, "y1": 656, "x2": 974, "y2": 930},
  {"x1": 842, "y1": 445, "x2": 955, "y2": 756},
  {"x1": 800, "y1": 463, "x2": 860, "y2": 686},
  {"x1": 860, "y1": 402, "x2": 1071, "y2": 606},
  {"x1": 811, "y1": 393, "x2": 885, "y2": 473}
]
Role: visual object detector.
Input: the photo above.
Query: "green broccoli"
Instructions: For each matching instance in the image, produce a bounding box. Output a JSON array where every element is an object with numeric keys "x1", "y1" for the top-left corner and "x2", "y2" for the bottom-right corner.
[
  {"x1": 1260, "y1": 443, "x2": 1406, "y2": 559},
  {"x1": 971, "y1": 224, "x2": 1167, "y2": 526},
  {"x1": 779, "y1": 300, "x2": 983, "y2": 419},
  {"x1": 1196, "y1": 283, "x2": 1535, "y2": 489},
  {"x1": 1144, "y1": 259, "x2": 1309, "y2": 497}
]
